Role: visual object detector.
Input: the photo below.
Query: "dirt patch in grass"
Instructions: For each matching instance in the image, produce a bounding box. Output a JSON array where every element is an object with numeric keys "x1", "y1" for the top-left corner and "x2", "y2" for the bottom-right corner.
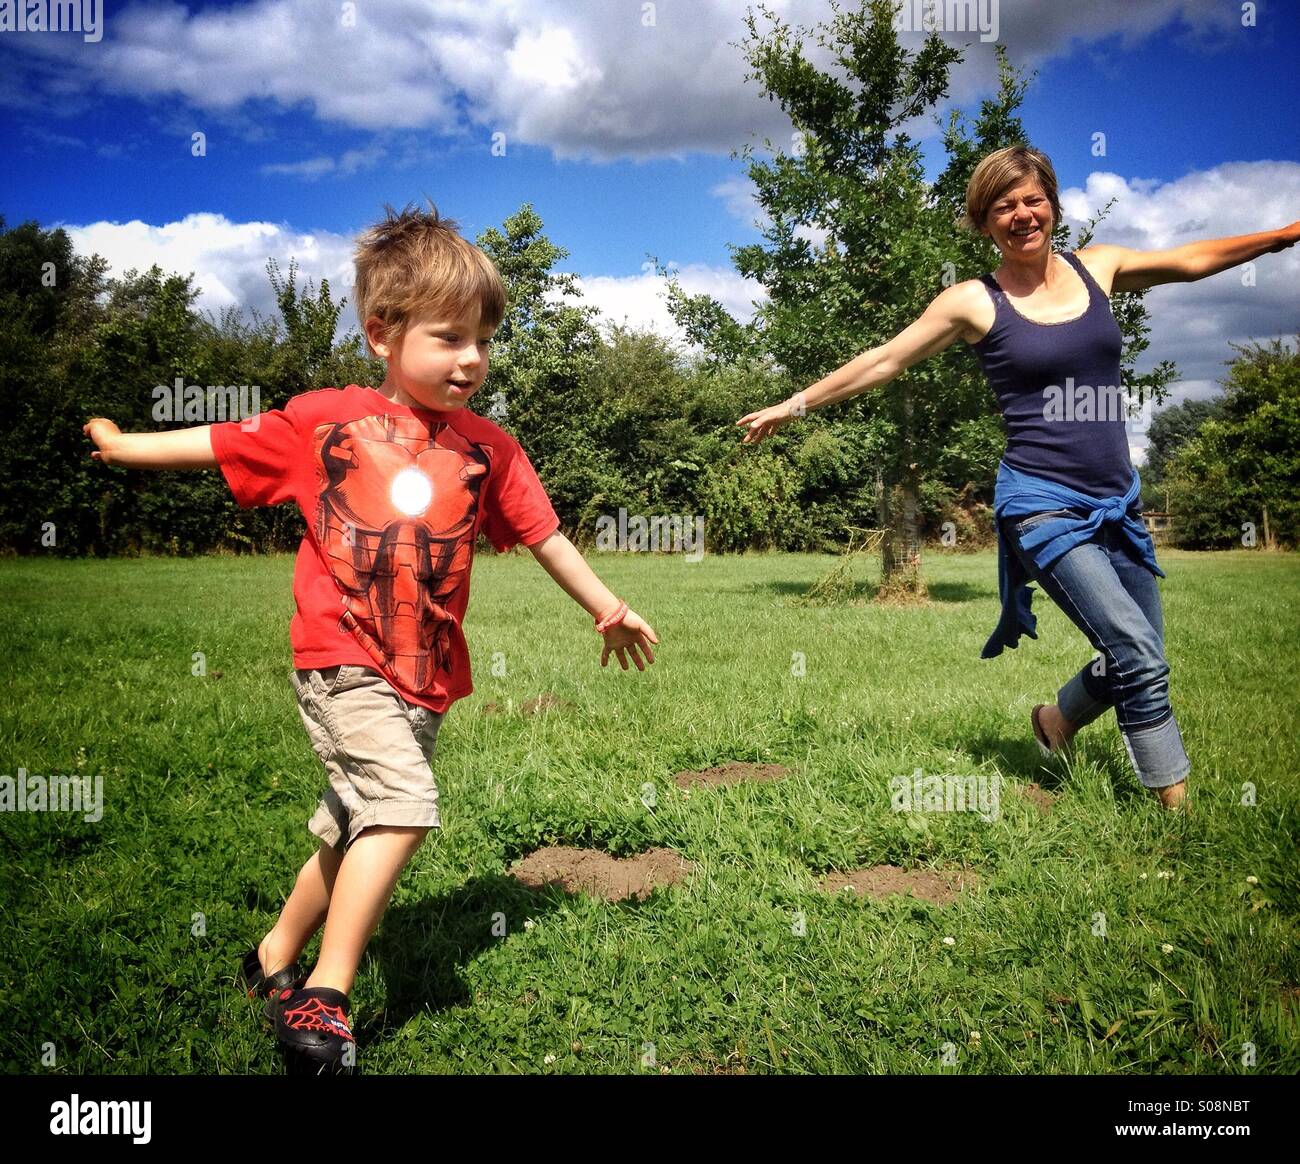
[
  {"x1": 1015, "y1": 781, "x2": 1057, "y2": 814},
  {"x1": 822, "y1": 864, "x2": 978, "y2": 906},
  {"x1": 509, "y1": 846, "x2": 694, "y2": 902},
  {"x1": 673, "y1": 761, "x2": 790, "y2": 789},
  {"x1": 480, "y1": 692, "x2": 574, "y2": 716}
]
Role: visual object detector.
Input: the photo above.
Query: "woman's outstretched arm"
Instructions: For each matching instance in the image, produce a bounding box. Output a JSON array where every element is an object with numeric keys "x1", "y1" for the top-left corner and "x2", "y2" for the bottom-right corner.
[
  {"x1": 1085, "y1": 221, "x2": 1300, "y2": 293},
  {"x1": 737, "y1": 281, "x2": 979, "y2": 445}
]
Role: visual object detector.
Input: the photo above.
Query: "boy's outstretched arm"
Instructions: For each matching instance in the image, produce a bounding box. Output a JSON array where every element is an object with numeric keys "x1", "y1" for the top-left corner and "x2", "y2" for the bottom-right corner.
[
  {"x1": 526, "y1": 529, "x2": 658, "y2": 672},
  {"x1": 83, "y1": 418, "x2": 218, "y2": 470}
]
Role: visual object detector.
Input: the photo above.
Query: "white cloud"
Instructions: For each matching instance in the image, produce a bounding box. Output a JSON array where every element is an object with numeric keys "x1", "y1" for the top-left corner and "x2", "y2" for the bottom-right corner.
[
  {"x1": 65, "y1": 213, "x2": 360, "y2": 328},
  {"x1": 260, "y1": 156, "x2": 336, "y2": 180},
  {"x1": 574, "y1": 263, "x2": 763, "y2": 342},
  {"x1": 710, "y1": 177, "x2": 765, "y2": 231},
  {"x1": 261, "y1": 145, "x2": 387, "y2": 180},
  {"x1": 1156, "y1": 379, "x2": 1223, "y2": 407},
  {"x1": 7, "y1": 0, "x2": 1252, "y2": 159}
]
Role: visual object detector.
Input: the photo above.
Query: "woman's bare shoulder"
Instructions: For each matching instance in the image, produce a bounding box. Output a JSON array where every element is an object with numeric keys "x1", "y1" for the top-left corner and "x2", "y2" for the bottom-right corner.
[
  {"x1": 939, "y1": 277, "x2": 996, "y2": 345},
  {"x1": 1074, "y1": 244, "x2": 1123, "y2": 296}
]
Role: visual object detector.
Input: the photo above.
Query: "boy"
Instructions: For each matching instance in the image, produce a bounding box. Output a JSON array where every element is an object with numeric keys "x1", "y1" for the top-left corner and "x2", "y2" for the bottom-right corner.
[{"x1": 82, "y1": 204, "x2": 658, "y2": 1074}]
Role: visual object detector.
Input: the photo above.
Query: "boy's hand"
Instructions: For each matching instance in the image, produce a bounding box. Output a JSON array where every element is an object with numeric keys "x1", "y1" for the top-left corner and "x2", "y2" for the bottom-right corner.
[
  {"x1": 600, "y1": 609, "x2": 658, "y2": 671},
  {"x1": 83, "y1": 418, "x2": 122, "y2": 464},
  {"x1": 81, "y1": 419, "x2": 218, "y2": 470}
]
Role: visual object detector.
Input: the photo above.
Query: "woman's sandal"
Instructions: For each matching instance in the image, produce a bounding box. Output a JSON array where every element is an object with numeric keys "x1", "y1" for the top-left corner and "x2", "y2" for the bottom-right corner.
[
  {"x1": 240, "y1": 946, "x2": 310, "y2": 1023},
  {"x1": 1030, "y1": 704, "x2": 1055, "y2": 758}
]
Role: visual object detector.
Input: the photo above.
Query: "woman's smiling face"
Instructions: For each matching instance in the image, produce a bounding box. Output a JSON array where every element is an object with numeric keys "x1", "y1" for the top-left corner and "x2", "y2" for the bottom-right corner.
[{"x1": 983, "y1": 177, "x2": 1054, "y2": 257}]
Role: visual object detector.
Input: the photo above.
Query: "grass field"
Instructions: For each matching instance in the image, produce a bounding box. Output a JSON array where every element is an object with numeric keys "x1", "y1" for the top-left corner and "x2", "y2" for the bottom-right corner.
[{"x1": 1, "y1": 547, "x2": 1297, "y2": 1074}]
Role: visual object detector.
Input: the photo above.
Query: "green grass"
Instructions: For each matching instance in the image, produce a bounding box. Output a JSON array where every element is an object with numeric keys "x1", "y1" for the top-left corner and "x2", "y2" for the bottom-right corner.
[{"x1": 1, "y1": 547, "x2": 1297, "y2": 1074}]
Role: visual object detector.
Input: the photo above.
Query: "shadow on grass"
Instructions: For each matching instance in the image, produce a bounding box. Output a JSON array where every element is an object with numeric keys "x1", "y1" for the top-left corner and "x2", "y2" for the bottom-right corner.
[
  {"x1": 926, "y1": 581, "x2": 994, "y2": 604},
  {"x1": 959, "y1": 729, "x2": 1150, "y2": 805},
  {"x1": 756, "y1": 579, "x2": 991, "y2": 604},
  {"x1": 959, "y1": 730, "x2": 1071, "y2": 792},
  {"x1": 356, "y1": 872, "x2": 669, "y2": 1043}
]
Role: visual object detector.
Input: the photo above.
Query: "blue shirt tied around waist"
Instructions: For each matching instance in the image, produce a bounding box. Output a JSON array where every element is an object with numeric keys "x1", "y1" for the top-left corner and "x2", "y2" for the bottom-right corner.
[{"x1": 982, "y1": 460, "x2": 1163, "y2": 659}]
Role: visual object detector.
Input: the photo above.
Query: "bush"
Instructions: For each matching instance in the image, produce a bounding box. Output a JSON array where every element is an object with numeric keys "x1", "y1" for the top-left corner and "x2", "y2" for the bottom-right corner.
[{"x1": 699, "y1": 453, "x2": 802, "y2": 553}]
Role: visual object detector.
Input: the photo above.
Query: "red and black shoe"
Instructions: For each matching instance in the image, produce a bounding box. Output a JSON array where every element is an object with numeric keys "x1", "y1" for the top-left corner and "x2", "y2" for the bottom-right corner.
[
  {"x1": 274, "y1": 986, "x2": 355, "y2": 1075},
  {"x1": 239, "y1": 946, "x2": 309, "y2": 1023}
]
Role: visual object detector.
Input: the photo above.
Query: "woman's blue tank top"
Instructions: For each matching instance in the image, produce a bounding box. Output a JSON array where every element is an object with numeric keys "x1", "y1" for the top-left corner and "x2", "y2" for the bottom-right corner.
[{"x1": 970, "y1": 250, "x2": 1134, "y2": 498}]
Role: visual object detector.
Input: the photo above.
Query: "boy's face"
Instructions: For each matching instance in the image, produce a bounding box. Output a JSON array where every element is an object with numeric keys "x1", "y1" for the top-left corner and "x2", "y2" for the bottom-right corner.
[{"x1": 375, "y1": 304, "x2": 495, "y2": 412}]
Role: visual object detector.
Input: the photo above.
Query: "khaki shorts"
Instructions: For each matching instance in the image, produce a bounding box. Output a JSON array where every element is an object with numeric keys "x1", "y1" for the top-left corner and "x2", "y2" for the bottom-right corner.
[{"x1": 290, "y1": 664, "x2": 446, "y2": 853}]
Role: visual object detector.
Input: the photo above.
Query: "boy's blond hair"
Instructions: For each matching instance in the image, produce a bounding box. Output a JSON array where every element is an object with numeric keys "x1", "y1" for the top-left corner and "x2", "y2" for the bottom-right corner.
[
  {"x1": 353, "y1": 201, "x2": 507, "y2": 357},
  {"x1": 959, "y1": 145, "x2": 1063, "y2": 235}
]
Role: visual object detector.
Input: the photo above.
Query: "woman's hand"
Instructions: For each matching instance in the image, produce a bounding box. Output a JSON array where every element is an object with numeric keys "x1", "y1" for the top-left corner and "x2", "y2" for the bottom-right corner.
[
  {"x1": 600, "y1": 609, "x2": 658, "y2": 671},
  {"x1": 736, "y1": 395, "x2": 803, "y2": 445},
  {"x1": 83, "y1": 418, "x2": 122, "y2": 464},
  {"x1": 1266, "y1": 221, "x2": 1300, "y2": 252}
]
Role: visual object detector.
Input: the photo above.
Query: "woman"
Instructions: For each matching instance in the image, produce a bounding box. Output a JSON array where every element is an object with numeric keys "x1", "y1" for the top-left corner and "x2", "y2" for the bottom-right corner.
[{"x1": 738, "y1": 145, "x2": 1298, "y2": 809}]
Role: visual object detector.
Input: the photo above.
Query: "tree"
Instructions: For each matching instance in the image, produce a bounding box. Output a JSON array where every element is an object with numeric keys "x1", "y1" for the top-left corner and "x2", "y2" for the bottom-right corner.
[
  {"x1": 475, "y1": 206, "x2": 630, "y2": 535},
  {"x1": 0, "y1": 219, "x2": 387, "y2": 555},
  {"x1": 264, "y1": 258, "x2": 381, "y2": 401},
  {"x1": 1164, "y1": 337, "x2": 1299, "y2": 549},
  {"x1": 0, "y1": 219, "x2": 108, "y2": 553},
  {"x1": 1141, "y1": 396, "x2": 1223, "y2": 504}
]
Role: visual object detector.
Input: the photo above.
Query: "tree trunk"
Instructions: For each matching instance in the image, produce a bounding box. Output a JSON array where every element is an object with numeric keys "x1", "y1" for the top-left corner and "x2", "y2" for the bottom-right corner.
[
  {"x1": 879, "y1": 471, "x2": 926, "y2": 600},
  {"x1": 878, "y1": 385, "x2": 926, "y2": 600}
]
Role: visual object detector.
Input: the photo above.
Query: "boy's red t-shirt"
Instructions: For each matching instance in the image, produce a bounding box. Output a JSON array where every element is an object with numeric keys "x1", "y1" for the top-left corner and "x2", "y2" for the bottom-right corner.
[{"x1": 209, "y1": 384, "x2": 560, "y2": 712}]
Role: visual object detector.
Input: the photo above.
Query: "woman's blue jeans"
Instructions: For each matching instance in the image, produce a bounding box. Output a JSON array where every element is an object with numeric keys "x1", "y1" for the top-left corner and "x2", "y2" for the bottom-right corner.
[{"x1": 1002, "y1": 508, "x2": 1191, "y2": 789}]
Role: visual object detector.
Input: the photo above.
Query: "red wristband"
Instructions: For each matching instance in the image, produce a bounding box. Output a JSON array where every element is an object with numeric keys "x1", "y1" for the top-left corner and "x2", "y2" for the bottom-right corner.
[{"x1": 595, "y1": 600, "x2": 628, "y2": 633}]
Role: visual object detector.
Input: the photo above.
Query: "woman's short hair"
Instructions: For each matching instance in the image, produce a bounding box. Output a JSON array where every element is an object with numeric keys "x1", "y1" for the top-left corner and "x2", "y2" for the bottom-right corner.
[{"x1": 959, "y1": 145, "x2": 1063, "y2": 235}]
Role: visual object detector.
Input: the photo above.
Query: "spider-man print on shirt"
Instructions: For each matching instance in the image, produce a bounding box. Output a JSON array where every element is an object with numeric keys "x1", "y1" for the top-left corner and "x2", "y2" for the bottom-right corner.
[{"x1": 311, "y1": 414, "x2": 490, "y2": 694}]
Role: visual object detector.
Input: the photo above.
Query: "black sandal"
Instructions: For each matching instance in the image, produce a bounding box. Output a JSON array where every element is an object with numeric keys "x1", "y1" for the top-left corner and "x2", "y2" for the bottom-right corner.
[
  {"x1": 240, "y1": 946, "x2": 309, "y2": 1022},
  {"x1": 275, "y1": 986, "x2": 355, "y2": 1075}
]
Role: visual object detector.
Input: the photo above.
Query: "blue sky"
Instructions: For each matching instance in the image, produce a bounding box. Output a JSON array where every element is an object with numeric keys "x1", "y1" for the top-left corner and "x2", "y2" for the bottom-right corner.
[{"x1": 2, "y1": 0, "x2": 1297, "y2": 431}]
